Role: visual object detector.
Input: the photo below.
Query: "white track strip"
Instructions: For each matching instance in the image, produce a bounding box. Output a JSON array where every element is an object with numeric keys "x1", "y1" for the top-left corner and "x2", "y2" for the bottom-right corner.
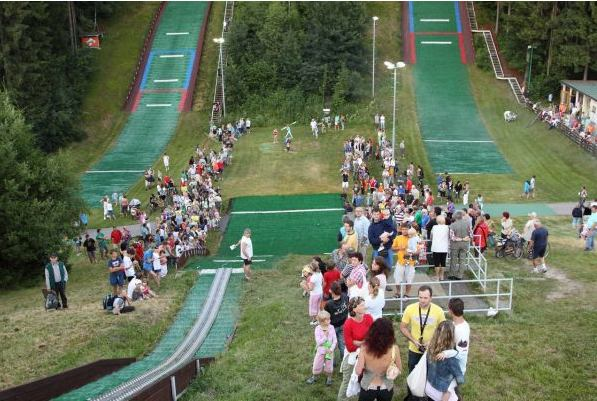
[
  {"x1": 421, "y1": 41, "x2": 452, "y2": 45},
  {"x1": 153, "y1": 79, "x2": 179, "y2": 83},
  {"x1": 420, "y1": 18, "x2": 450, "y2": 22},
  {"x1": 166, "y1": 32, "x2": 189, "y2": 35},
  {"x1": 230, "y1": 208, "x2": 344, "y2": 215},
  {"x1": 146, "y1": 103, "x2": 172, "y2": 107},
  {"x1": 159, "y1": 54, "x2": 185, "y2": 58},
  {"x1": 200, "y1": 268, "x2": 244, "y2": 275}
]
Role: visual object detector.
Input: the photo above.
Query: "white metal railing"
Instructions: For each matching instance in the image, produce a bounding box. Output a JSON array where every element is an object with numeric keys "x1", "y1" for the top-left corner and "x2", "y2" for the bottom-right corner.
[
  {"x1": 382, "y1": 277, "x2": 514, "y2": 316},
  {"x1": 467, "y1": 235, "x2": 488, "y2": 289},
  {"x1": 467, "y1": 2, "x2": 525, "y2": 104}
]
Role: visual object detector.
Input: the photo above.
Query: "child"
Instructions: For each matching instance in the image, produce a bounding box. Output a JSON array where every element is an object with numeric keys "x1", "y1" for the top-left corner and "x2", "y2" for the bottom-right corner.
[
  {"x1": 307, "y1": 263, "x2": 323, "y2": 326},
  {"x1": 112, "y1": 289, "x2": 135, "y2": 315},
  {"x1": 141, "y1": 279, "x2": 158, "y2": 299},
  {"x1": 300, "y1": 264, "x2": 313, "y2": 297},
  {"x1": 306, "y1": 310, "x2": 337, "y2": 386}
]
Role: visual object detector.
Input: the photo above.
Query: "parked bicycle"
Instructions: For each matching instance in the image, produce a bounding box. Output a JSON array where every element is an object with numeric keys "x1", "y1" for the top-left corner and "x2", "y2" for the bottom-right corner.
[{"x1": 495, "y1": 231, "x2": 524, "y2": 259}]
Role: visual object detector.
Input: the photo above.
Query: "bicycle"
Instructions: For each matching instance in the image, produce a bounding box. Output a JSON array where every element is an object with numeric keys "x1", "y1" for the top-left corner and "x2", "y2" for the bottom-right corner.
[
  {"x1": 495, "y1": 233, "x2": 524, "y2": 260},
  {"x1": 523, "y1": 240, "x2": 550, "y2": 260}
]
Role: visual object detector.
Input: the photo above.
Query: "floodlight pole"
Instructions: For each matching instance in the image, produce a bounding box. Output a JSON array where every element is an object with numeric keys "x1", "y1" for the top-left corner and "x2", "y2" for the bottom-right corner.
[
  {"x1": 385, "y1": 61, "x2": 405, "y2": 160},
  {"x1": 372, "y1": 16, "x2": 379, "y2": 99}
]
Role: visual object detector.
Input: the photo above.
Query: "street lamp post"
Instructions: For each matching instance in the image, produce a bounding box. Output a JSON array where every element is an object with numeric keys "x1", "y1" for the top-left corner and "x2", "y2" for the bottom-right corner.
[
  {"x1": 372, "y1": 16, "x2": 379, "y2": 99},
  {"x1": 384, "y1": 61, "x2": 406, "y2": 160},
  {"x1": 214, "y1": 37, "x2": 226, "y2": 118},
  {"x1": 527, "y1": 45, "x2": 534, "y2": 95}
]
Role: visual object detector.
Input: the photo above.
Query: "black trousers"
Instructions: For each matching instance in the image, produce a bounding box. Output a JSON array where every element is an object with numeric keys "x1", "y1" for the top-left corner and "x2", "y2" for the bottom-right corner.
[
  {"x1": 54, "y1": 281, "x2": 68, "y2": 308},
  {"x1": 359, "y1": 387, "x2": 393, "y2": 401}
]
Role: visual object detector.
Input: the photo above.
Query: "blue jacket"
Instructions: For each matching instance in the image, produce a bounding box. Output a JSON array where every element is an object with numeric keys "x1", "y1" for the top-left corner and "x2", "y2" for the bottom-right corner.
[
  {"x1": 368, "y1": 218, "x2": 396, "y2": 248},
  {"x1": 426, "y1": 354, "x2": 465, "y2": 392}
]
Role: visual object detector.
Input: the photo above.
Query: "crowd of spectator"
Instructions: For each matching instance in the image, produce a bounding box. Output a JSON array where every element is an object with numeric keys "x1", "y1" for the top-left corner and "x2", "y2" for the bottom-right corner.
[{"x1": 532, "y1": 102, "x2": 596, "y2": 151}]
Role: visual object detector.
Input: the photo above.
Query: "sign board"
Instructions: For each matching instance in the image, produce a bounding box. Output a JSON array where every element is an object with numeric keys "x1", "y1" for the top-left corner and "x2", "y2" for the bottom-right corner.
[{"x1": 80, "y1": 35, "x2": 101, "y2": 49}]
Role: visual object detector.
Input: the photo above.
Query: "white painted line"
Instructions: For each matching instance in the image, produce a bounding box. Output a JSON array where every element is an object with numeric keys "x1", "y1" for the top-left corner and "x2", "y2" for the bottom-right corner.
[
  {"x1": 420, "y1": 18, "x2": 450, "y2": 22},
  {"x1": 86, "y1": 170, "x2": 144, "y2": 173},
  {"x1": 231, "y1": 208, "x2": 344, "y2": 215},
  {"x1": 200, "y1": 268, "x2": 245, "y2": 275},
  {"x1": 213, "y1": 259, "x2": 267, "y2": 263},
  {"x1": 446, "y1": 172, "x2": 483, "y2": 175},
  {"x1": 421, "y1": 41, "x2": 452, "y2": 45},
  {"x1": 153, "y1": 79, "x2": 179, "y2": 83},
  {"x1": 424, "y1": 139, "x2": 494, "y2": 143},
  {"x1": 166, "y1": 32, "x2": 189, "y2": 36},
  {"x1": 159, "y1": 54, "x2": 185, "y2": 58},
  {"x1": 146, "y1": 103, "x2": 172, "y2": 107}
]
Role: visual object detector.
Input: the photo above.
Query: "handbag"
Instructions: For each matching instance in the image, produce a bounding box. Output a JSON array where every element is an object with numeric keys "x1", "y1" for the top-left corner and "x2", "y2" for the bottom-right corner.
[
  {"x1": 386, "y1": 345, "x2": 401, "y2": 380},
  {"x1": 346, "y1": 358, "x2": 361, "y2": 397},
  {"x1": 406, "y1": 351, "x2": 427, "y2": 397}
]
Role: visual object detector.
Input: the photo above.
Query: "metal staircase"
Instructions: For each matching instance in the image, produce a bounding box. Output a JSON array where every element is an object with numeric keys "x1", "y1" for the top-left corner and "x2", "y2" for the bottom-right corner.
[
  {"x1": 210, "y1": 1, "x2": 235, "y2": 127},
  {"x1": 467, "y1": 2, "x2": 526, "y2": 104}
]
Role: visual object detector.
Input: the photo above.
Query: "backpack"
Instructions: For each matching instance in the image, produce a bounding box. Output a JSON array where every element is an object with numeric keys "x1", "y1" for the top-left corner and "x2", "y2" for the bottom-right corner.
[
  {"x1": 45, "y1": 291, "x2": 59, "y2": 310},
  {"x1": 102, "y1": 294, "x2": 116, "y2": 310}
]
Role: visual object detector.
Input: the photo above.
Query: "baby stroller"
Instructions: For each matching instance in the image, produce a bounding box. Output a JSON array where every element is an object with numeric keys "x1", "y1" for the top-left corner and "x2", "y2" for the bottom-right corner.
[{"x1": 503, "y1": 110, "x2": 518, "y2": 122}]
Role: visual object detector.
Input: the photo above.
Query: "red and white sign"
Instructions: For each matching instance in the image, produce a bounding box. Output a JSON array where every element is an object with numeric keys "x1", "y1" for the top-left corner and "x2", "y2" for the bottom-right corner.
[{"x1": 81, "y1": 35, "x2": 101, "y2": 49}]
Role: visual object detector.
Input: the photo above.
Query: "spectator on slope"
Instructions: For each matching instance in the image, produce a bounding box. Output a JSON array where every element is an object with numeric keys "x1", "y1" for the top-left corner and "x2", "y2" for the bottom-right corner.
[
  {"x1": 392, "y1": 223, "x2": 410, "y2": 298},
  {"x1": 307, "y1": 262, "x2": 324, "y2": 326},
  {"x1": 337, "y1": 297, "x2": 373, "y2": 401},
  {"x1": 472, "y1": 214, "x2": 489, "y2": 254},
  {"x1": 583, "y1": 202, "x2": 597, "y2": 251},
  {"x1": 323, "y1": 261, "x2": 341, "y2": 304},
  {"x1": 530, "y1": 220, "x2": 549, "y2": 273},
  {"x1": 83, "y1": 234, "x2": 97, "y2": 264},
  {"x1": 107, "y1": 249, "x2": 125, "y2": 296},
  {"x1": 346, "y1": 252, "x2": 368, "y2": 300},
  {"x1": 424, "y1": 321, "x2": 465, "y2": 401},
  {"x1": 325, "y1": 282, "x2": 349, "y2": 362},
  {"x1": 448, "y1": 211, "x2": 471, "y2": 281},
  {"x1": 364, "y1": 277, "x2": 385, "y2": 320},
  {"x1": 354, "y1": 207, "x2": 371, "y2": 258},
  {"x1": 96, "y1": 229, "x2": 109, "y2": 259},
  {"x1": 368, "y1": 207, "x2": 396, "y2": 268},
  {"x1": 110, "y1": 226, "x2": 122, "y2": 248},
  {"x1": 306, "y1": 310, "x2": 337, "y2": 386},
  {"x1": 45, "y1": 253, "x2": 68, "y2": 309},
  {"x1": 369, "y1": 256, "x2": 390, "y2": 293},
  {"x1": 431, "y1": 215, "x2": 450, "y2": 281},
  {"x1": 343, "y1": 220, "x2": 358, "y2": 252},
  {"x1": 355, "y1": 318, "x2": 402, "y2": 401}
]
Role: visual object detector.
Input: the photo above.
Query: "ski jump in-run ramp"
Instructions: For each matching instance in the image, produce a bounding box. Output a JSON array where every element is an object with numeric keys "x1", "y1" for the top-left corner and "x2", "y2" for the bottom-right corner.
[
  {"x1": 81, "y1": 2, "x2": 210, "y2": 205},
  {"x1": 404, "y1": 1, "x2": 511, "y2": 174}
]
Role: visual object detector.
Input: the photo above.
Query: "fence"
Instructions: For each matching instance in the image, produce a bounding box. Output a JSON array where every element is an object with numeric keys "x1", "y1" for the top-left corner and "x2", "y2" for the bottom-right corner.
[{"x1": 383, "y1": 277, "x2": 514, "y2": 317}]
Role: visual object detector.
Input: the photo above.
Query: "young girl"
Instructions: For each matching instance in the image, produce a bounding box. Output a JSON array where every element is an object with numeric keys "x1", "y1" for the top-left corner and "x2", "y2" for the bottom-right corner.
[
  {"x1": 141, "y1": 279, "x2": 158, "y2": 299},
  {"x1": 307, "y1": 263, "x2": 323, "y2": 326},
  {"x1": 426, "y1": 321, "x2": 465, "y2": 401},
  {"x1": 306, "y1": 310, "x2": 337, "y2": 386}
]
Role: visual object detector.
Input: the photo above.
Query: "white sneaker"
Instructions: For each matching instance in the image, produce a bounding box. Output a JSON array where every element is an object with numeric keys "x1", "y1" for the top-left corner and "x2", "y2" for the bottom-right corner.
[
  {"x1": 540, "y1": 266, "x2": 548, "y2": 273},
  {"x1": 532, "y1": 267, "x2": 539, "y2": 273}
]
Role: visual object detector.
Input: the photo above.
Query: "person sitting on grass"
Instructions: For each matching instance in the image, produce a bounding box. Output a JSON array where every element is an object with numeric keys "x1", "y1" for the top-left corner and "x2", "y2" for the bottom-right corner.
[
  {"x1": 112, "y1": 289, "x2": 135, "y2": 315},
  {"x1": 306, "y1": 310, "x2": 337, "y2": 386},
  {"x1": 140, "y1": 278, "x2": 158, "y2": 299},
  {"x1": 127, "y1": 273, "x2": 143, "y2": 301}
]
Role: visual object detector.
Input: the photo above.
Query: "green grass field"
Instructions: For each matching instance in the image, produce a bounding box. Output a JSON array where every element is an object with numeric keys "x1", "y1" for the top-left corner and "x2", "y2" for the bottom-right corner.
[
  {"x1": 182, "y1": 217, "x2": 597, "y2": 401},
  {"x1": 4, "y1": 1, "x2": 597, "y2": 399}
]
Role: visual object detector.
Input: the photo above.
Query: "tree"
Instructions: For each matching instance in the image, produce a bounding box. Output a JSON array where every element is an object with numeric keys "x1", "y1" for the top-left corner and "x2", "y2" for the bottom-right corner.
[{"x1": 0, "y1": 91, "x2": 84, "y2": 288}]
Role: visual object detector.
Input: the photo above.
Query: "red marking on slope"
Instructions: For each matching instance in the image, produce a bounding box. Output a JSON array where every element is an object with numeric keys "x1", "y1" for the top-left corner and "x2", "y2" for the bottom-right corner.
[{"x1": 458, "y1": 33, "x2": 466, "y2": 64}]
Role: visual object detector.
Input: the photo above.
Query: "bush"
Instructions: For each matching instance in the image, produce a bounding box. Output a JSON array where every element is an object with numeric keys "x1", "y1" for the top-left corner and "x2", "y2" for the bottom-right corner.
[{"x1": 473, "y1": 35, "x2": 493, "y2": 72}]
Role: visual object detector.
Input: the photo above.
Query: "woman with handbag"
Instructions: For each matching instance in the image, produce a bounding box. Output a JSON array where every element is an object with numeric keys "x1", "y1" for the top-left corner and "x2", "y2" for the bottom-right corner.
[
  {"x1": 354, "y1": 318, "x2": 401, "y2": 401},
  {"x1": 337, "y1": 297, "x2": 373, "y2": 401}
]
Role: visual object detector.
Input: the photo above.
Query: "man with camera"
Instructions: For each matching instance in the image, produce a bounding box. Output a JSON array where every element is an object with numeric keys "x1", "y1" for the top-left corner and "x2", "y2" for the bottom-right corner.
[{"x1": 400, "y1": 285, "x2": 445, "y2": 372}]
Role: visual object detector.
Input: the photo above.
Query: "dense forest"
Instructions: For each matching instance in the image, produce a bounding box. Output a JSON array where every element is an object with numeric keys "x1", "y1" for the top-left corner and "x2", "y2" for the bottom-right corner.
[
  {"x1": 0, "y1": 91, "x2": 83, "y2": 287},
  {"x1": 0, "y1": 2, "x2": 121, "y2": 152},
  {"x1": 226, "y1": 2, "x2": 369, "y2": 123},
  {"x1": 476, "y1": 2, "x2": 597, "y2": 99}
]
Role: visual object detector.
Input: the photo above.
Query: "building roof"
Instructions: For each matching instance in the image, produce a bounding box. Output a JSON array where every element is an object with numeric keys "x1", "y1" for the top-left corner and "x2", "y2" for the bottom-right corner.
[{"x1": 561, "y1": 80, "x2": 597, "y2": 100}]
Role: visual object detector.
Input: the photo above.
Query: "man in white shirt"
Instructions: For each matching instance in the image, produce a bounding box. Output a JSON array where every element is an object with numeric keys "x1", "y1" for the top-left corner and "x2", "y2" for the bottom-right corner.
[
  {"x1": 353, "y1": 207, "x2": 371, "y2": 258},
  {"x1": 163, "y1": 153, "x2": 170, "y2": 172},
  {"x1": 235, "y1": 228, "x2": 253, "y2": 281}
]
